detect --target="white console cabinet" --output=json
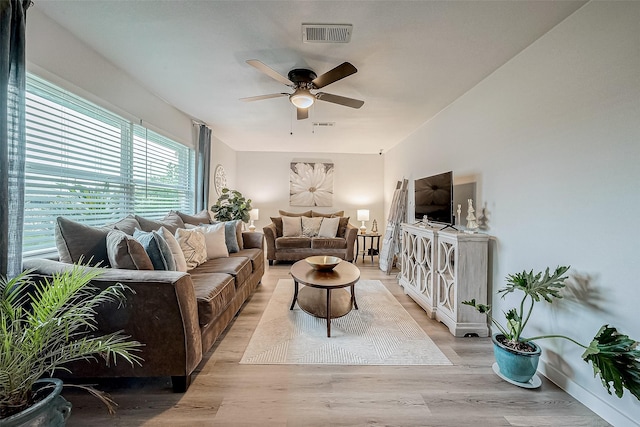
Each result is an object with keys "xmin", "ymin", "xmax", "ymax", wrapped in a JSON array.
[{"xmin": 399, "ymin": 223, "xmax": 489, "ymax": 337}]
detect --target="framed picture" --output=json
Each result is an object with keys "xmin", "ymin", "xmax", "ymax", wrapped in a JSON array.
[{"xmin": 290, "ymin": 161, "xmax": 333, "ymax": 207}]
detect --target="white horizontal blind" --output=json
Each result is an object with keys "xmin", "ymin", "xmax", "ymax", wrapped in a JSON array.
[{"xmin": 23, "ymin": 75, "xmax": 195, "ymax": 258}]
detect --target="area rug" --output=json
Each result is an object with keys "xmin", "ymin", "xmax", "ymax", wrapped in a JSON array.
[{"xmin": 240, "ymin": 279, "xmax": 452, "ymax": 365}]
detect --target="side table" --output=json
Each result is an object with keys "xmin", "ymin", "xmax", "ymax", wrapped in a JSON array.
[{"xmin": 355, "ymin": 233, "xmax": 380, "ymax": 264}]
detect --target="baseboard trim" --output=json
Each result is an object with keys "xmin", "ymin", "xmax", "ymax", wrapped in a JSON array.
[{"xmin": 538, "ymin": 359, "xmax": 639, "ymax": 427}]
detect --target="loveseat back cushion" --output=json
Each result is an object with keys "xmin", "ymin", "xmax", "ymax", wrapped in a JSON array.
[
  {"xmin": 311, "ymin": 237, "xmax": 348, "ymax": 250},
  {"xmin": 311, "ymin": 211, "xmax": 344, "ymax": 218},
  {"xmin": 106, "ymin": 230, "xmax": 154, "ymax": 270},
  {"xmin": 54, "ymin": 216, "xmax": 111, "ymax": 267},
  {"xmin": 275, "ymin": 237, "xmax": 312, "ymax": 249},
  {"xmin": 278, "ymin": 210, "xmax": 312, "ymax": 217},
  {"xmin": 110, "ymin": 215, "xmax": 142, "ymax": 235},
  {"xmin": 135, "ymin": 215, "xmax": 184, "ymax": 234},
  {"xmin": 192, "ymin": 257, "xmax": 252, "ymax": 289},
  {"xmin": 189, "ymin": 272, "xmax": 235, "ymax": 326}
]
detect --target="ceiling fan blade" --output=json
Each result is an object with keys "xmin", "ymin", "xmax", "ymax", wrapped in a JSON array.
[
  {"xmin": 246, "ymin": 59, "xmax": 293, "ymax": 86},
  {"xmin": 316, "ymin": 92, "xmax": 364, "ymax": 109},
  {"xmin": 240, "ymin": 93, "xmax": 288, "ymax": 102},
  {"xmin": 297, "ymin": 108, "xmax": 309, "ymax": 120},
  {"xmin": 311, "ymin": 62, "xmax": 357, "ymax": 89}
]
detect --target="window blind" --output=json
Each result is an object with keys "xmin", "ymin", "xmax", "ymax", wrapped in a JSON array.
[{"xmin": 23, "ymin": 75, "xmax": 195, "ymax": 258}]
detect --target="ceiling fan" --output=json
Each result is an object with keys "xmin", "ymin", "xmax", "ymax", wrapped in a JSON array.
[{"xmin": 240, "ymin": 59, "xmax": 364, "ymax": 120}]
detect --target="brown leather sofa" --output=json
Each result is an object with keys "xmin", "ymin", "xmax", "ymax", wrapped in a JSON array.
[
  {"xmin": 263, "ymin": 210, "xmax": 357, "ymax": 265},
  {"xmin": 23, "ymin": 213, "xmax": 264, "ymax": 392}
]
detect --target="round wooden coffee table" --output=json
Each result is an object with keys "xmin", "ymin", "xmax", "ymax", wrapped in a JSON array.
[{"xmin": 289, "ymin": 259, "xmax": 361, "ymax": 337}]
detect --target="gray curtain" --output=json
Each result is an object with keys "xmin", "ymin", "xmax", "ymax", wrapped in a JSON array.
[
  {"xmin": 195, "ymin": 123, "xmax": 212, "ymax": 213},
  {"xmin": 1, "ymin": 0, "xmax": 30, "ymax": 277}
]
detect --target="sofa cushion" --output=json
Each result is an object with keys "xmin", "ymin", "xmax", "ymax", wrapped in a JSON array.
[
  {"xmin": 54, "ymin": 216, "xmax": 111, "ymax": 267},
  {"xmin": 135, "ymin": 215, "xmax": 184, "ymax": 234},
  {"xmin": 230, "ymin": 248, "xmax": 263, "ymax": 272},
  {"xmin": 279, "ymin": 210, "xmax": 311, "ymax": 217},
  {"xmin": 175, "ymin": 228, "xmax": 207, "ymax": 270},
  {"xmin": 311, "ymin": 210, "xmax": 344, "ymax": 218},
  {"xmin": 311, "ymin": 237, "xmax": 348, "ymax": 250},
  {"xmin": 163, "ymin": 211, "xmax": 188, "ymax": 230},
  {"xmin": 133, "ymin": 229, "xmax": 177, "ymax": 271},
  {"xmin": 282, "ymin": 216, "xmax": 302, "ymax": 237},
  {"xmin": 318, "ymin": 217, "xmax": 340, "ymax": 238},
  {"xmin": 302, "ymin": 216, "xmax": 323, "ymax": 237},
  {"xmin": 106, "ymin": 230, "xmax": 154, "ymax": 270},
  {"xmin": 157, "ymin": 226, "xmax": 188, "ymax": 272},
  {"xmin": 275, "ymin": 237, "xmax": 311, "ymax": 249},
  {"xmin": 189, "ymin": 272, "xmax": 235, "ymax": 326},
  {"xmin": 335, "ymin": 216, "xmax": 350, "ymax": 238},
  {"xmin": 177, "ymin": 209, "xmax": 212, "ymax": 226},
  {"xmin": 193, "ymin": 257, "xmax": 252, "ymax": 289},
  {"xmin": 110, "ymin": 215, "xmax": 142, "ymax": 235}
]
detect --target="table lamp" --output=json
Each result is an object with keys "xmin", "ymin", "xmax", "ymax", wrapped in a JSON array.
[
  {"xmin": 249, "ymin": 208, "xmax": 259, "ymax": 232},
  {"xmin": 357, "ymin": 209, "xmax": 369, "ymax": 234}
]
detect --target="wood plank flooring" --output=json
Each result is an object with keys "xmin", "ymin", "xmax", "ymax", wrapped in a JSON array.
[{"xmin": 64, "ymin": 262, "xmax": 610, "ymax": 426}]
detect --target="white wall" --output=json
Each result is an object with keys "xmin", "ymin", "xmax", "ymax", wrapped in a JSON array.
[
  {"xmin": 208, "ymin": 134, "xmax": 238, "ymax": 208},
  {"xmin": 26, "ymin": 7, "xmax": 193, "ymax": 147},
  {"xmin": 236, "ymin": 152, "xmax": 384, "ymax": 233},
  {"xmin": 384, "ymin": 2, "xmax": 640, "ymax": 425}
]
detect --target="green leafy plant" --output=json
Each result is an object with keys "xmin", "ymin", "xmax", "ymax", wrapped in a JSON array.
[
  {"xmin": 210, "ymin": 188, "xmax": 252, "ymax": 222},
  {"xmin": 463, "ymin": 266, "xmax": 640, "ymax": 400},
  {"xmin": 0, "ymin": 265, "xmax": 143, "ymax": 418}
]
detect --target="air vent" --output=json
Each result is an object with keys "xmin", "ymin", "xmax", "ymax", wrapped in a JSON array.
[{"xmin": 302, "ymin": 24, "xmax": 352, "ymax": 43}]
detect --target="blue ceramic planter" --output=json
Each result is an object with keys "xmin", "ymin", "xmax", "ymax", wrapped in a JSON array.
[
  {"xmin": 492, "ymin": 334, "xmax": 541, "ymax": 384},
  {"xmin": 0, "ymin": 378, "xmax": 71, "ymax": 427}
]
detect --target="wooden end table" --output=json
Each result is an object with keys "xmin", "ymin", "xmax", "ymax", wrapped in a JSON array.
[{"xmin": 289, "ymin": 260, "xmax": 361, "ymax": 337}]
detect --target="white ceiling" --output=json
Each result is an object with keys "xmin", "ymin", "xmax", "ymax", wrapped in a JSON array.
[{"xmin": 35, "ymin": 1, "xmax": 586, "ymax": 154}]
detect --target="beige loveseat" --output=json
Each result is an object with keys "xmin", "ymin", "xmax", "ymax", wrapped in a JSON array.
[
  {"xmin": 263, "ymin": 210, "xmax": 357, "ymax": 265},
  {"xmin": 23, "ymin": 210, "xmax": 264, "ymax": 392}
]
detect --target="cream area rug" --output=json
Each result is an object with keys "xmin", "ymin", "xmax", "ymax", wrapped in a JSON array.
[{"xmin": 240, "ymin": 279, "xmax": 452, "ymax": 365}]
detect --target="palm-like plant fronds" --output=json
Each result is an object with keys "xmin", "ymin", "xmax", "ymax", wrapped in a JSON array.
[{"xmin": 0, "ymin": 265, "xmax": 142, "ymax": 418}]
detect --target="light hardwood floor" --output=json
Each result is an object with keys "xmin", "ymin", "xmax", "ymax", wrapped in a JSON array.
[{"xmin": 65, "ymin": 262, "xmax": 610, "ymax": 426}]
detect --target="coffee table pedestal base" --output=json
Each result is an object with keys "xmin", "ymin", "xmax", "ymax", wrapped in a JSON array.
[{"xmin": 297, "ymin": 287, "xmax": 353, "ymax": 337}]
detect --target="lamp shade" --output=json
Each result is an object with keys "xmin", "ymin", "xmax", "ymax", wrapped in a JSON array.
[
  {"xmin": 249, "ymin": 208, "xmax": 259, "ymax": 221},
  {"xmin": 357, "ymin": 209, "xmax": 370, "ymax": 221},
  {"xmin": 290, "ymin": 89, "xmax": 315, "ymax": 109}
]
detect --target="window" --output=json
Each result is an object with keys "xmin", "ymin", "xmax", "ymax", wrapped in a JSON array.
[{"xmin": 23, "ymin": 75, "xmax": 195, "ymax": 257}]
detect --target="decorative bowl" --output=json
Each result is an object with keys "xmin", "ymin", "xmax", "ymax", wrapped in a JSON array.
[{"xmin": 305, "ymin": 256, "xmax": 342, "ymax": 271}]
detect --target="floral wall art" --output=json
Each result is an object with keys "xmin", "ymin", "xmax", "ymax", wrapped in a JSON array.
[{"xmin": 290, "ymin": 161, "xmax": 333, "ymax": 207}]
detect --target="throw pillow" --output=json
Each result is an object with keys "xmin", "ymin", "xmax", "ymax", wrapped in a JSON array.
[
  {"xmin": 302, "ymin": 216, "xmax": 323, "ymax": 237},
  {"xmin": 235, "ymin": 219, "xmax": 244, "ymax": 250},
  {"xmin": 135, "ymin": 215, "xmax": 183, "ymax": 234},
  {"xmin": 334, "ymin": 216, "xmax": 350, "ymax": 238},
  {"xmin": 282, "ymin": 216, "xmax": 302, "ymax": 237},
  {"xmin": 318, "ymin": 217, "xmax": 340, "ymax": 238},
  {"xmin": 157, "ymin": 226, "xmax": 188, "ymax": 272},
  {"xmin": 133, "ymin": 229, "xmax": 177, "ymax": 271},
  {"xmin": 177, "ymin": 209, "xmax": 212, "ymax": 226},
  {"xmin": 270, "ymin": 216, "xmax": 283, "ymax": 237},
  {"xmin": 106, "ymin": 230, "xmax": 154, "ymax": 270},
  {"xmin": 200, "ymin": 223, "xmax": 229, "ymax": 259},
  {"xmin": 54, "ymin": 216, "xmax": 111, "ymax": 267},
  {"xmin": 162, "ymin": 211, "xmax": 187, "ymax": 230},
  {"xmin": 212, "ymin": 220, "xmax": 241, "ymax": 253},
  {"xmin": 175, "ymin": 228, "xmax": 207, "ymax": 270},
  {"xmin": 279, "ymin": 209, "xmax": 312, "ymax": 217},
  {"xmin": 311, "ymin": 211, "xmax": 344, "ymax": 218},
  {"xmin": 110, "ymin": 215, "xmax": 142, "ymax": 235}
]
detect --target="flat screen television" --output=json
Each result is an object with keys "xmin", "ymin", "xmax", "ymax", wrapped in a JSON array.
[{"xmin": 414, "ymin": 171, "xmax": 453, "ymax": 225}]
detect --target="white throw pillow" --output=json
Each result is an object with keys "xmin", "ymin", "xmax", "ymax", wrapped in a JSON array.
[
  {"xmin": 301, "ymin": 216, "xmax": 323, "ymax": 237},
  {"xmin": 282, "ymin": 216, "xmax": 302, "ymax": 237},
  {"xmin": 175, "ymin": 228, "xmax": 207, "ymax": 270},
  {"xmin": 317, "ymin": 216, "xmax": 340, "ymax": 238},
  {"xmin": 200, "ymin": 223, "xmax": 229, "ymax": 259},
  {"xmin": 157, "ymin": 226, "xmax": 188, "ymax": 272}
]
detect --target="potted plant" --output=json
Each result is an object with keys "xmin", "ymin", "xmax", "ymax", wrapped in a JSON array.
[
  {"xmin": 210, "ymin": 188, "xmax": 252, "ymax": 223},
  {"xmin": 463, "ymin": 265, "xmax": 640, "ymax": 400},
  {"xmin": 0, "ymin": 265, "xmax": 143, "ymax": 425}
]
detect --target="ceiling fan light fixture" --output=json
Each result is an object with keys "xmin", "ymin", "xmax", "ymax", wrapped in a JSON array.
[{"xmin": 290, "ymin": 89, "xmax": 315, "ymax": 109}]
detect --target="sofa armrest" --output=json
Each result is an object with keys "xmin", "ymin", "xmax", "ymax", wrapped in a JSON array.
[
  {"xmin": 242, "ymin": 231, "xmax": 264, "ymax": 250},
  {"xmin": 262, "ymin": 223, "xmax": 277, "ymax": 261},
  {"xmin": 344, "ymin": 223, "xmax": 358, "ymax": 262},
  {"xmin": 22, "ymin": 259, "xmax": 203, "ymax": 380}
]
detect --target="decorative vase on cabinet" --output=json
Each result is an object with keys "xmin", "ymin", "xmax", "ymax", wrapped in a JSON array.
[{"xmin": 399, "ymin": 223, "xmax": 489, "ymax": 337}]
